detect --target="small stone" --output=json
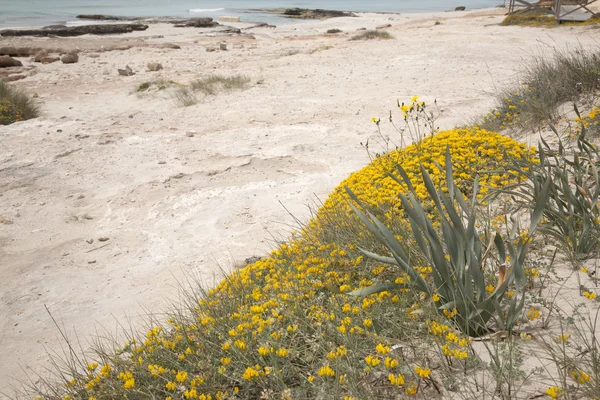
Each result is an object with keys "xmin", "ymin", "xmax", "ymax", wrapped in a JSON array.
[
  {"xmin": 543, "ymin": 245, "xmax": 557, "ymax": 256},
  {"xmin": 147, "ymin": 62, "xmax": 163, "ymax": 71},
  {"xmin": 376, "ymin": 24, "xmax": 392, "ymax": 30},
  {"xmin": 118, "ymin": 65, "xmax": 135, "ymax": 76},
  {"xmin": 88, "ymin": 260, "xmax": 96, "ymax": 264},
  {"xmin": 171, "ymin": 173, "xmax": 185, "ymax": 179},
  {"xmin": 244, "ymin": 256, "xmax": 261, "ymax": 265},
  {"xmin": 0, "ymin": 215, "xmax": 13, "ymax": 225},
  {"xmin": 219, "ymin": 43, "xmax": 228, "ymax": 51},
  {"xmin": 39, "ymin": 56, "xmax": 60, "ymax": 64},
  {"xmin": 86, "ymin": 238, "xmax": 94, "ymax": 244},
  {"xmin": 98, "ymin": 237, "xmax": 110, "ymax": 242},
  {"xmin": 61, "ymin": 51, "xmax": 79, "ymax": 64},
  {"xmin": 158, "ymin": 161, "xmax": 166, "ymax": 164},
  {"xmin": 455, "ymin": 6, "xmax": 466, "ymax": 11},
  {"xmin": 186, "ymin": 131, "xmax": 195, "ymax": 137}
]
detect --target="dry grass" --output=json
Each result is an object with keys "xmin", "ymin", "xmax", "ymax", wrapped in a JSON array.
[
  {"xmin": 502, "ymin": 8, "xmax": 600, "ymax": 27},
  {"xmin": 173, "ymin": 75, "xmax": 251, "ymax": 106},
  {"xmin": 350, "ymin": 30, "xmax": 393, "ymax": 40},
  {"xmin": 480, "ymin": 46, "xmax": 600, "ymax": 131},
  {"xmin": 0, "ymin": 81, "xmax": 39, "ymax": 125}
]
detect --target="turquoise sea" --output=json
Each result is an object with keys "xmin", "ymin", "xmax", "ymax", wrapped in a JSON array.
[{"xmin": 0, "ymin": 0, "xmax": 505, "ymax": 28}]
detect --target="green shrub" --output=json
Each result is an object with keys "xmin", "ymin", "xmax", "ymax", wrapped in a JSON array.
[{"xmin": 0, "ymin": 81, "xmax": 39, "ymax": 125}]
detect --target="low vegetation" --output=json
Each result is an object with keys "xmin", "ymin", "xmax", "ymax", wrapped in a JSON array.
[
  {"xmin": 14, "ymin": 49, "xmax": 600, "ymax": 400},
  {"xmin": 326, "ymin": 28, "xmax": 342, "ymax": 34},
  {"xmin": 502, "ymin": 7, "xmax": 600, "ymax": 27},
  {"xmin": 350, "ymin": 30, "xmax": 393, "ymax": 41},
  {"xmin": 173, "ymin": 75, "xmax": 251, "ymax": 107},
  {"xmin": 479, "ymin": 46, "xmax": 600, "ymax": 131},
  {"xmin": 0, "ymin": 81, "xmax": 39, "ymax": 125}
]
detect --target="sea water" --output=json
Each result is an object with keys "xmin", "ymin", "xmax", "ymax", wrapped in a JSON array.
[{"xmin": 0, "ymin": 0, "xmax": 505, "ymax": 28}]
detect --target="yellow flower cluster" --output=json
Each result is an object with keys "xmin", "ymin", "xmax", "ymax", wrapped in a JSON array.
[
  {"xmin": 0, "ymin": 97, "xmax": 25, "ymax": 125},
  {"xmin": 49, "ymin": 127, "xmax": 533, "ymax": 399}
]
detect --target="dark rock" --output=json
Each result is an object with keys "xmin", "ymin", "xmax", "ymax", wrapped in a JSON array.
[
  {"xmin": 282, "ymin": 8, "xmax": 356, "ymax": 19},
  {"xmin": 376, "ymin": 24, "xmax": 392, "ymax": 29},
  {"xmin": 219, "ymin": 27, "xmax": 241, "ymax": 34},
  {"xmin": 244, "ymin": 256, "xmax": 262, "ymax": 265},
  {"xmin": 245, "ymin": 22, "xmax": 276, "ymax": 29},
  {"xmin": 173, "ymin": 18, "xmax": 219, "ymax": 28},
  {"xmin": 0, "ymin": 56, "xmax": 22, "ymax": 68},
  {"xmin": 118, "ymin": 65, "xmax": 134, "ymax": 76},
  {"xmin": 61, "ymin": 51, "xmax": 79, "ymax": 64},
  {"xmin": 455, "ymin": 6, "xmax": 466, "ymax": 11},
  {"xmin": 0, "ymin": 24, "xmax": 149, "ymax": 37},
  {"xmin": 147, "ymin": 62, "xmax": 163, "ymax": 71},
  {"xmin": 76, "ymin": 14, "xmax": 134, "ymax": 21},
  {"xmin": 40, "ymin": 56, "xmax": 60, "ymax": 64}
]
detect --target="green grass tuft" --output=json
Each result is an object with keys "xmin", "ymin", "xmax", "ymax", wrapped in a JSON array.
[
  {"xmin": 350, "ymin": 30, "xmax": 393, "ymax": 40},
  {"xmin": 0, "ymin": 81, "xmax": 39, "ymax": 125},
  {"xmin": 174, "ymin": 75, "xmax": 251, "ymax": 107}
]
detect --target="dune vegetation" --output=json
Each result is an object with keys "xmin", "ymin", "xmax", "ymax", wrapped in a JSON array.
[
  {"xmin": 17, "ymin": 50, "xmax": 600, "ymax": 400},
  {"xmin": 0, "ymin": 81, "xmax": 38, "ymax": 125}
]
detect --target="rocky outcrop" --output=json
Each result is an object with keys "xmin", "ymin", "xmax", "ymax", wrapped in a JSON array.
[
  {"xmin": 282, "ymin": 8, "xmax": 356, "ymax": 19},
  {"xmin": 76, "ymin": 14, "xmax": 137, "ymax": 21},
  {"xmin": 0, "ymin": 24, "xmax": 149, "ymax": 37},
  {"xmin": 0, "ymin": 47, "xmax": 41, "ymax": 57},
  {"xmin": 173, "ymin": 18, "xmax": 219, "ymax": 28},
  {"xmin": 0, "ymin": 56, "xmax": 23, "ymax": 68}
]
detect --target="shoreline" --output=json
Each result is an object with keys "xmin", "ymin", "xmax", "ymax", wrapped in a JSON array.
[{"xmin": 0, "ymin": 5, "xmax": 503, "ymax": 30}]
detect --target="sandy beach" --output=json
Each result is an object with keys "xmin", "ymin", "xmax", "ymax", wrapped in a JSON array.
[{"xmin": 1, "ymin": 7, "xmax": 599, "ymax": 395}]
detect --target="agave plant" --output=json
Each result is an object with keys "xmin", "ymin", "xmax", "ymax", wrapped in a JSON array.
[
  {"xmin": 496, "ymin": 109, "xmax": 600, "ymax": 265},
  {"xmin": 346, "ymin": 148, "xmax": 548, "ymax": 337}
]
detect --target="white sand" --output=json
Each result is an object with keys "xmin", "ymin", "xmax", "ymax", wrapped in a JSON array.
[{"xmin": 1, "ymin": 7, "xmax": 599, "ymax": 394}]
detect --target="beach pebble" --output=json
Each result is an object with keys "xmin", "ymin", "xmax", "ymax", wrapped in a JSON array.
[
  {"xmin": 40, "ymin": 56, "xmax": 60, "ymax": 64},
  {"xmin": 61, "ymin": 51, "xmax": 79, "ymax": 64},
  {"xmin": 118, "ymin": 65, "xmax": 135, "ymax": 76},
  {"xmin": 220, "ymin": 43, "xmax": 228, "ymax": 51},
  {"xmin": 147, "ymin": 62, "xmax": 163, "ymax": 71}
]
